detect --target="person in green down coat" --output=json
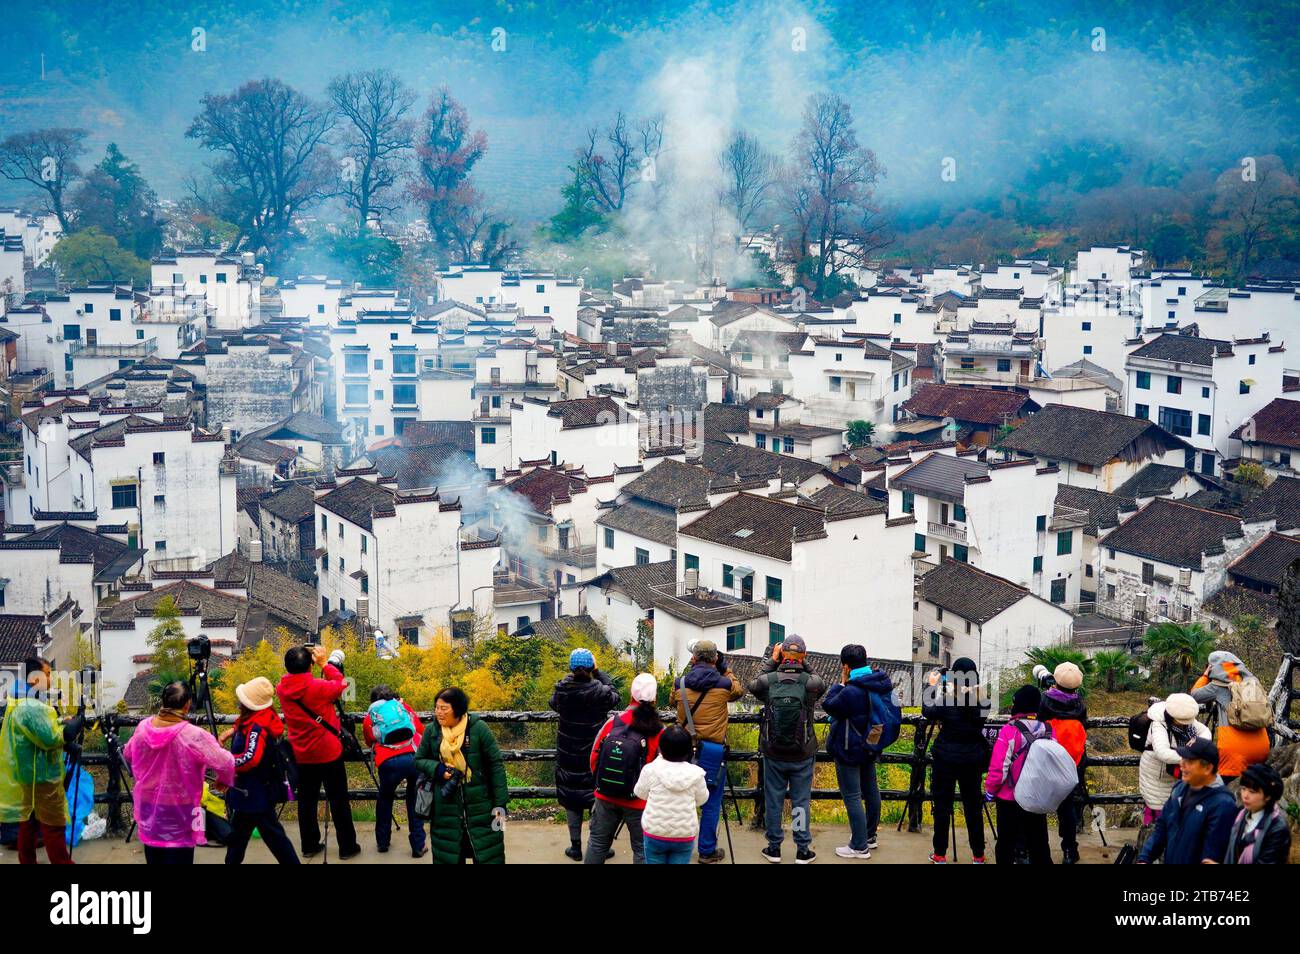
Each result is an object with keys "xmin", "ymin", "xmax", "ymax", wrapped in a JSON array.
[{"xmin": 413, "ymin": 687, "xmax": 509, "ymax": 864}]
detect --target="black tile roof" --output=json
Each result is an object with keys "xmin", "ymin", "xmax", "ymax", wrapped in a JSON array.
[
  {"xmin": 1231, "ymin": 398, "xmax": 1300, "ymax": 450},
  {"xmin": 547, "ymin": 396, "xmax": 626, "ymax": 429},
  {"xmin": 1114, "ymin": 463, "xmax": 1191, "ymax": 499},
  {"xmin": 13, "ymin": 523, "xmax": 132, "ymax": 575},
  {"xmin": 808, "ymin": 484, "xmax": 886, "ymax": 518},
  {"xmin": 1225, "ymin": 532, "xmax": 1300, "ymax": 590},
  {"xmin": 620, "ymin": 458, "xmax": 713, "ymax": 509},
  {"xmin": 400, "ymin": 420, "xmax": 475, "ymax": 453},
  {"xmin": 314, "ymin": 477, "xmax": 396, "ymax": 531},
  {"xmin": 1099, "ymin": 498, "xmax": 1243, "ymax": 569},
  {"xmin": 997, "ymin": 404, "xmax": 1188, "ymax": 467},
  {"xmin": 917, "ymin": 558, "xmax": 1032, "ymax": 624},
  {"xmin": 699, "ymin": 439, "xmax": 827, "ymax": 486},
  {"xmin": 590, "ymin": 560, "xmax": 675, "ymax": 609},
  {"xmin": 1054, "ymin": 484, "xmax": 1133, "ymax": 536},
  {"xmin": 368, "ymin": 444, "xmax": 479, "ymax": 492},
  {"xmin": 1129, "ymin": 333, "xmax": 1225, "ymax": 366},
  {"xmin": 890, "ymin": 452, "xmax": 989, "ymax": 503},
  {"xmin": 678, "ymin": 492, "xmax": 829, "ymax": 561},
  {"xmin": 1242, "ymin": 475, "xmax": 1300, "ymax": 530},
  {"xmin": 0, "ymin": 615, "xmax": 45, "ymax": 665},
  {"xmin": 596, "ymin": 499, "xmax": 678, "ymax": 547},
  {"xmin": 260, "ymin": 484, "xmax": 317, "ymax": 524}
]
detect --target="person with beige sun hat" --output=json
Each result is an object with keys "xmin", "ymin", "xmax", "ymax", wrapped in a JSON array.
[{"xmin": 219, "ymin": 676, "xmax": 300, "ymax": 865}]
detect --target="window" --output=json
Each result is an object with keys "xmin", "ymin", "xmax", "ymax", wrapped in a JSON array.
[
  {"xmin": 722, "ymin": 564, "xmax": 734, "ymax": 588},
  {"xmin": 1202, "ymin": 386, "xmax": 1210, "ymax": 399},
  {"xmin": 1142, "ymin": 562, "xmax": 1155, "ymax": 585},
  {"xmin": 373, "ymin": 389, "xmax": 384, "ymax": 401},
  {"xmin": 1178, "ymin": 286, "xmax": 1187, "ymax": 296},
  {"xmin": 1081, "ymin": 321, "xmax": 1091, "ymax": 331},
  {"xmin": 604, "ymin": 527, "xmax": 615, "ymax": 549},
  {"xmin": 153, "ymin": 452, "xmax": 165, "ymax": 467},
  {"xmin": 321, "ymin": 515, "xmax": 328, "ymax": 533},
  {"xmin": 345, "ymin": 383, "xmax": 368, "ymax": 406},
  {"xmin": 1249, "ymin": 353, "xmax": 1256, "ymax": 365},
  {"xmin": 828, "ymin": 375, "xmax": 841, "ymax": 393},
  {"xmin": 393, "ymin": 353, "xmax": 416, "ymax": 375},
  {"xmin": 893, "ymin": 313, "xmax": 902, "ymax": 325},
  {"xmin": 726, "ymin": 624, "xmax": 746, "ymax": 651},
  {"xmin": 374, "ymin": 359, "xmax": 384, "ymax": 371},
  {"xmin": 997, "ymin": 359, "xmax": 1011, "ymax": 373},
  {"xmin": 361, "ymin": 576, "xmax": 369, "ymax": 594},
  {"xmin": 199, "ymin": 274, "xmax": 207, "ymax": 284},
  {"xmin": 768, "ymin": 623, "xmax": 785, "ymax": 646},
  {"xmin": 634, "ymin": 547, "xmax": 650, "ymax": 565},
  {"xmin": 902, "ymin": 491, "xmax": 914, "ymax": 514},
  {"xmin": 1033, "ymin": 555, "xmax": 1043, "ymax": 574},
  {"xmin": 1167, "ymin": 375, "xmax": 1182, "ymax": 394},
  {"xmin": 536, "ymin": 525, "xmax": 548, "ymax": 543},
  {"xmin": 344, "ymin": 352, "xmax": 368, "ymax": 375},
  {"xmin": 1057, "ymin": 530, "xmax": 1073, "ymax": 555},
  {"xmin": 684, "ymin": 554, "xmax": 699, "ymax": 571},
  {"xmin": 1197, "ymin": 413, "xmax": 1210, "ymax": 436},
  {"xmin": 135, "ymin": 329, "xmax": 144, "ymax": 340},
  {"xmin": 1036, "ymin": 514, "xmax": 1046, "ymax": 532},
  {"xmin": 153, "ymin": 494, "xmax": 165, "ymax": 507},
  {"xmin": 1083, "ymin": 346, "xmax": 1093, "ymax": 355},
  {"xmin": 914, "ymin": 533, "xmax": 926, "ymax": 553},
  {"xmin": 766, "ymin": 576, "xmax": 783, "ymax": 602},
  {"xmin": 516, "ymin": 616, "xmax": 531, "ymax": 631},
  {"xmin": 536, "ymin": 284, "xmax": 545, "ymax": 293},
  {"xmin": 1136, "ymin": 371, "xmax": 1150, "ymax": 390},
  {"xmin": 1281, "ymin": 451, "xmax": 1292, "ymax": 468},
  {"xmin": 1134, "ymin": 403, "xmax": 1149, "ymax": 420},
  {"xmin": 338, "ymin": 523, "xmax": 344, "ymax": 539},
  {"xmin": 360, "ymin": 535, "xmax": 368, "ymax": 554},
  {"xmin": 835, "ymin": 353, "xmax": 843, "ymax": 362},
  {"xmin": 930, "ymin": 631, "xmax": 940, "ymax": 656},
  {"xmin": 393, "ymin": 383, "xmax": 417, "ymax": 406},
  {"xmin": 954, "ymin": 544, "xmax": 969, "ymax": 563},
  {"xmin": 111, "ymin": 484, "xmax": 137, "ymax": 509},
  {"xmin": 1158, "ymin": 406, "xmax": 1192, "ymax": 437},
  {"xmin": 322, "ymin": 597, "xmax": 330, "ymax": 615},
  {"xmin": 110, "ymin": 308, "xmax": 121, "ymax": 321},
  {"xmin": 783, "ymin": 436, "xmax": 794, "ymax": 454},
  {"xmin": 755, "ymin": 434, "xmax": 766, "ymax": 450},
  {"xmin": 322, "ymin": 554, "xmax": 329, "ymax": 572},
  {"xmin": 1050, "ymin": 578, "xmax": 1067, "ymax": 604},
  {"xmin": 63, "ymin": 324, "xmax": 81, "ymax": 341},
  {"xmin": 481, "ymin": 427, "xmax": 496, "ymax": 445},
  {"xmin": 1240, "ymin": 381, "xmax": 1251, "ymax": 395}
]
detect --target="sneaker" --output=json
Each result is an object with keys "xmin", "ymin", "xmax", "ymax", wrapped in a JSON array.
[
  {"xmin": 338, "ymin": 845, "xmax": 362, "ymax": 860},
  {"xmin": 866, "ymin": 835, "xmax": 879, "ymax": 850},
  {"xmin": 697, "ymin": 848, "xmax": 726, "ymax": 864},
  {"xmin": 795, "ymin": 847, "xmax": 817, "ymax": 865},
  {"xmin": 928, "ymin": 853, "xmax": 947, "ymax": 864},
  {"xmin": 834, "ymin": 845, "xmax": 871, "ymax": 859},
  {"xmin": 971, "ymin": 855, "xmax": 986, "ymax": 864},
  {"xmin": 761, "ymin": 845, "xmax": 782, "ymax": 863},
  {"xmin": 564, "ymin": 845, "xmax": 582, "ymax": 862},
  {"xmin": 301, "ymin": 844, "xmax": 323, "ymax": 858},
  {"xmin": 412, "ymin": 845, "xmax": 428, "ymax": 859},
  {"xmin": 1062, "ymin": 848, "xmax": 1080, "ymax": 865}
]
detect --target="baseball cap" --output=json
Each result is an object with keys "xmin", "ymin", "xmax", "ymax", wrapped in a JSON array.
[
  {"xmin": 1175, "ymin": 737, "xmax": 1219, "ymax": 768},
  {"xmin": 630, "ymin": 672, "xmax": 658, "ymax": 704},
  {"xmin": 781, "ymin": 634, "xmax": 807, "ymax": 654}
]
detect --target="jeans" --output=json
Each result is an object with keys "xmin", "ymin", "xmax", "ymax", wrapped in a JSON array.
[
  {"xmin": 697, "ymin": 760, "xmax": 725, "ymax": 855},
  {"xmin": 296, "ymin": 757, "xmax": 359, "ymax": 854},
  {"xmin": 1056, "ymin": 785, "xmax": 1079, "ymax": 853},
  {"xmin": 835, "ymin": 758, "xmax": 880, "ymax": 851},
  {"xmin": 225, "ymin": 810, "xmax": 301, "ymax": 864},
  {"xmin": 995, "ymin": 798, "xmax": 1052, "ymax": 865},
  {"xmin": 584, "ymin": 799, "xmax": 644, "ymax": 864},
  {"xmin": 644, "ymin": 836, "xmax": 695, "ymax": 864},
  {"xmin": 762, "ymin": 757, "xmax": 815, "ymax": 850},
  {"xmin": 376, "ymin": 753, "xmax": 426, "ymax": 852},
  {"xmin": 144, "ymin": 845, "xmax": 195, "ymax": 865},
  {"xmin": 931, "ymin": 763, "xmax": 986, "ymax": 858},
  {"xmin": 17, "ymin": 815, "xmax": 72, "ymax": 865}
]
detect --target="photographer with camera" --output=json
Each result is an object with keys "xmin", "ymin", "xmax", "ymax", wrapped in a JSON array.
[
  {"xmin": 920, "ymin": 657, "xmax": 989, "ymax": 864},
  {"xmin": 276, "ymin": 645, "xmax": 360, "ymax": 859},
  {"xmin": 413, "ymin": 686, "xmax": 508, "ymax": 864},
  {"xmin": 0, "ymin": 657, "xmax": 80, "ymax": 864},
  {"xmin": 671, "ymin": 638, "xmax": 743, "ymax": 863},
  {"xmin": 122, "ymin": 681, "xmax": 236, "ymax": 864},
  {"xmin": 749, "ymin": 635, "xmax": 825, "ymax": 864},
  {"xmin": 1035, "ymin": 662, "xmax": 1088, "ymax": 864},
  {"xmin": 550, "ymin": 648, "xmax": 620, "ymax": 861}
]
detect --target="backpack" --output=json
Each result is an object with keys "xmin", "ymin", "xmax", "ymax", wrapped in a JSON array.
[
  {"xmin": 368, "ymin": 698, "xmax": 416, "ymax": 746},
  {"xmin": 1226, "ymin": 677, "xmax": 1271, "ymax": 730},
  {"xmin": 1049, "ymin": 718, "xmax": 1087, "ymax": 765},
  {"xmin": 865, "ymin": 686, "xmax": 902, "ymax": 757},
  {"xmin": 1011, "ymin": 721, "xmax": 1079, "ymax": 815},
  {"xmin": 266, "ymin": 734, "xmax": 300, "ymax": 804},
  {"xmin": 763, "ymin": 671, "xmax": 812, "ymax": 760},
  {"xmin": 1127, "ymin": 710, "xmax": 1153, "ymax": 752},
  {"xmin": 594, "ymin": 720, "xmax": 648, "ymax": 800}
]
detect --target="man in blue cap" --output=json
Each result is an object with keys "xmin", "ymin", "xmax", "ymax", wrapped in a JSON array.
[
  {"xmin": 549, "ymin": 647, "xmax": 619, "ymax": 860},
  {"xmin": 1137, "ymin": 738, "xmax": 1237, "ymax": 864}
]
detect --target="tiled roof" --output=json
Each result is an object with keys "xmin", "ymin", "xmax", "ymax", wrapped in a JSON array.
[
  {"xmin": 678, "ymin": 493, "xmax": 829, "ymax": 561},
  {"xmin": 746, "ymin": 392, "xmax": 797, "ymax": 410},
  {"xmin": 547, "ymin": 396, "xmax": 625, "ymax": 429},
  {"xmin": 700, "ymin": 403, "xmax": 749, "ymax": 440},
  {"xmin": 1225, "ymin": 532, "xmax": 1300, "ymax": 590},
  {"xmin": 890, "ymin": 452, "xmax": 988, "ymax": 503},
  {"xmin": 11, "ymin": 523, "xmax": 134, "ymax": 576},
  {"xmin": 399, "ymin": 420, "xmax": 475, "ymax": 453},
  {"xmin": 206, "ymin": 550, "xmax": 318, "ymax": 638},
  {"xmin": 808, "ymin": 484, "xmax": 886, "ymax": 518},
  {"xmin": 699, "ymin": 440, "xmax": 826, "ymax": 486},
  {"xmin": 998, "ymin": 404, "xmax": 1188, "ymax": 467},
  {"xmin": 620, "ymin": 458, "xmax": 713, "ymax": 509},
  {"xmin": 68, "ymin": 415, "xmax": 157, "ymax": 458},
  {"xmin": 596, "ymin": 499, "xmax": 678, "ymax": 547},
  {"xmin": 260, "ymin": 484, "xmax": 316, "ymax": 523},
  {"xmin": 237, "ymin": 436, "xmax": 298, "ymax": 466},
  {"xmin": 918, "ymin": 558, "xmax": 1032, "ymax": 624},
  {"xmin": 1129, "ymin": 333, "xmax": 1225, "ymax": 366},
  {"xmin": 1114, "ymin": 463, "xmax": 1191, "ymax": 499},
  {"xmin": 243, "ymin": 411, "xmax": 346, "ymax": 446},
  {"xmin": 1099, "ymin": 498, "xmax": 1243, "ymax": 570},
  {"xmin": 1202, "ymin": 586, "xmax": 1279, "ymax": 623},
  {"xmin": 99, "ymin": 580, "xmax": 247, "ymax": 629},
  {"xmin": 590, "ymin": 560, "xmax": 675, "ymax": 609},
  {"xmin": 517, "ymin": 614, "xmax": 609, "ymax": 646},
  {"xmin": 314, "ymin": 477, "xmax": 397, "ymax": 531},
  {"xmin": 0, "ymin": 615, "xmax": 45, "ymax": 665},
  {"xmin": 1242, "ymin": 475, "xmax": 1300, "ymax": 530},
  {"xmin": 901, "ymin": 383, "xmax": 1038, "ymax": 426},
  {"xmin": 504, "ymin": 466, "xmax": 587, "ymax": 514},
  {"xmin": 1231, "ymin": 398, "xmax": 1300, "ymax": 450},
  {"xmin": 1054, "ymin": 484, "xmax": 1132, "ymax": 536},
  {"xmin": 368, "ymin": 444, "xmax": 478, "ymax": 491}
]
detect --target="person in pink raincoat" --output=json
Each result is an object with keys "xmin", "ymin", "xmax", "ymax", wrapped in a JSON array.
[{"xmin": 123, "ymin": 681, "xmax": 235, "ymax": 864}]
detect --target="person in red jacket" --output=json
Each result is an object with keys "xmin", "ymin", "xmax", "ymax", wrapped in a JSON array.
[
  {"xmin": 276, "ymin": 645, "xmax": 360, "ymax": 859},
  {"xmin": 585, "ymin": 672, "xmax": 663, "ymax": 865},
  {"xmin": 362, "ymin": 685, "xmax": 428, "ymax": 857},
  {"xmin": 219, "ymin": 677, "xmax": 299, "ymax": 864}
]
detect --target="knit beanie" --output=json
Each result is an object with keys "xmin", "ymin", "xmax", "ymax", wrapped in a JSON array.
[{"xmin": 1012, "ymin": 684, "xmax": 1041, "ymax": 715}]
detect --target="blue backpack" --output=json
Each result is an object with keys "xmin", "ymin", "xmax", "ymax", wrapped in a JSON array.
[
  {"xmin": 368, "ymin": 698, "xmax": 415, "ymax": 746},
  {"xmin": 867, "ymin": 687, "xmax": 902, "ymax": 756}
]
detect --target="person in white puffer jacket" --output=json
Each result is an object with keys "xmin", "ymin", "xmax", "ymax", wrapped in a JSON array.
[
  {"xmin": 634, "ymin": 726, "xmax": 710, "ymax": 864},
  {"xmin": 1138, "ymin": 693, "xmax": 1211, "ymax": 823}
]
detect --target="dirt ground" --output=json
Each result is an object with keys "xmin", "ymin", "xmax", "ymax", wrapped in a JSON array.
[{"xmin": 1, "ymin": 817, "xmax": 1136, "ymax": 865}]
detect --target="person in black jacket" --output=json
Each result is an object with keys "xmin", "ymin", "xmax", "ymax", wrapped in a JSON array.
[
  {"xmin": 549, "ymin": 648, "xmax": 620, "ymax": 861},
  {"xmin": 920, "ymin": 657, "xmax": 990, "ymax": 863},
  {"xmin": 1224, "ymin": 763, "xmax": 1292, "ymax": 864},
  {"xmin": 1138, "ymin": 738, "xmax": 1236, "ymax": 864},
  {"xmin": 823, "ymin": 644, "xmax": 892, "ymax": 859}
]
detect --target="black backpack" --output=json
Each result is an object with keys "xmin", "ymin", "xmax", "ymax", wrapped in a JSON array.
[
  {"xmin": 266, "ymin": 734, "xmax": 300, "ymax": 803},
  {"xmin": 1127, "ymin": 710, "xmax": 1153, "ymax": 752},
  {"xmin": 594, "ymin": 720, "xmax": 648, "ymax": 800},
  {"xmin": 764, "ymin": 671, "xmax": 812, "ymax": 759}
]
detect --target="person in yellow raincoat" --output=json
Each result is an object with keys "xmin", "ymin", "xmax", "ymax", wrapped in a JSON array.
[{"xmin": 0, "ymin": 657, "xmax": 76, "ymax": 864}]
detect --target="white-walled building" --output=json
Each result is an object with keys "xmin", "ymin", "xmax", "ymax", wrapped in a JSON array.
[
  {"xmin": 788, "ymin": 335, "xmax": 914, "ymax": 428},
  {"xmin": 151, "ymin": 250, "xmax": 262, "ymax": 330}
]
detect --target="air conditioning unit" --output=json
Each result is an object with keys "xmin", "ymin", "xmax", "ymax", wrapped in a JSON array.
[
  {"xmin": 356, "ymin": 597, "xmax": 370, "ymax": 621},
  {"xmin": 248, "ymin": 539, "xmax": 263, "ymax": 563}
]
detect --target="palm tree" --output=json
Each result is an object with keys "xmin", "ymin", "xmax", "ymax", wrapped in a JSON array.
[
  {"xmin": 1091, "ymin": 649, "xmax": 1138, "ymax": 693},
  {"xmin": 1141, "ymin": 622, "xmax": 1215, "ymax": 691},
  {"xmin": 1026, "ymin": 645, "xmax": 1093, "ymax": 675}
]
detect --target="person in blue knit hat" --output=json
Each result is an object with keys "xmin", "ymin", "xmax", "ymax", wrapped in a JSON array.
[{"xmin": 549, "ymin": 647, "xmax": 619, "ymax": 860}]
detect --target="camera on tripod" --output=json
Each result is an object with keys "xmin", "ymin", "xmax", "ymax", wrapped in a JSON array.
[{"xmin": 188, "ymin": 634, "xmax": 211, "ymax": 662}]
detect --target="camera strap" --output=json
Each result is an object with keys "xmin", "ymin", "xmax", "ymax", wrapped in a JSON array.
[{"xmin": 291, "ymin": 699, "xmax": 348, "ymax": 744}]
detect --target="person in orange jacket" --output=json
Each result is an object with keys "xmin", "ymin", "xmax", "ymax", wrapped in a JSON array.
[{"xmin": 1191, "ymin": 651, "xmax": 1269, "ymax": 782}]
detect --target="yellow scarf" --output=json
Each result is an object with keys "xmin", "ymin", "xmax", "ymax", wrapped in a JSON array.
[{"xmin": 439, "ymin": 715, "xmax": 472, "ymax": 782}]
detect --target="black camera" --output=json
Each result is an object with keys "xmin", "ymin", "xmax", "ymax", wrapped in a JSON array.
[
  {"xmin": 187, "ymin": 634, "xmax": 211, "ymax": 662},
  {"xmin": 440, "ymin": 768, "xmax": 464, "ymax": 800},
  {"xmin": 1032, "ymin": 664, "xmax": 1055, "ymax": 690}
]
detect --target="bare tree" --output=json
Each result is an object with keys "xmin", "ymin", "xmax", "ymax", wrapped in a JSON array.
[
  {"xmin": 186, "ymin": 78, "xmax": 336, "ymax": 257},
  {"xmin": 0, "ymin": 127, "xmax": 86, "ymax": 229},
  {"xmin": 409, "ymin": 87, "xmax": 509, "ymax": 265},
  {"xmin": 786, "ymin": 93, "xmax": 890, "ymax": 298},
  {"xmin": 328, "ymin": 69, "xmax": 415, "ymax": 236},
  {"xmin": 1211, "ymin": 155, "xmax": 1300, "ymax": 279},
  {"xmin": 576, "ymin": 111, "xmax": 663, "ymax": 213},
  {"xmin": 718, "ymin": 129, "xmax": 775, "ymax": 237}
]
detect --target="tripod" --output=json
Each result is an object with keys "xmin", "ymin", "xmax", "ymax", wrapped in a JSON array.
[
  {"xmin": 897, "ymin": 721, "xmax": 935, "ymax": 833},
  {"xmin": 189, "ymin": 658, "xmax": 219, "ymax": 737},
  {"xmin": 98, "ymin": 713, "xmax": 137, "ymax": 842}
]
